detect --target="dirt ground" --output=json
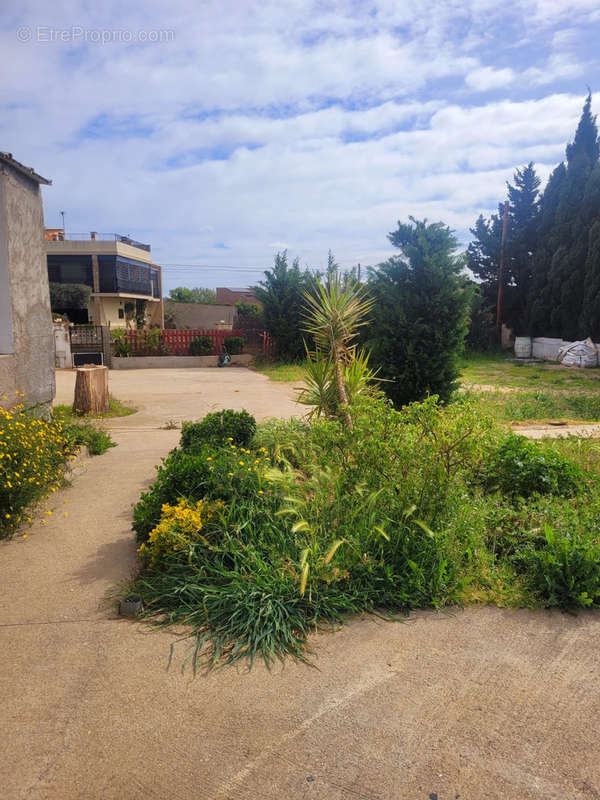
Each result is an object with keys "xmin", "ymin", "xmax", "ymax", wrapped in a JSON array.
[{"xmin": 2, "ymin": 367, "xmax": 600, "ymax": 799}]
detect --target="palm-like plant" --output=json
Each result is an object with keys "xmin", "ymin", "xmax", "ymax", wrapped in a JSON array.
[{"xmin": 302, "ymin": 276, "xmax": 374, "ymax": 428}]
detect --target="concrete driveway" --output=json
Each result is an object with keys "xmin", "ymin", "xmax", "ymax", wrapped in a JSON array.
[{"xmin": 1, "ymin": 367, "xmax": 600, "ymax": 799}]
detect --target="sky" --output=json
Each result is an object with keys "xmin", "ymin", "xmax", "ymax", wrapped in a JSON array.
[{"xmin": 1, "ymin": 0, "xmax": 599, "ymax": 293}]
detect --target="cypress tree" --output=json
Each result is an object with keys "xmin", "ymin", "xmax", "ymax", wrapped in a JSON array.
[
  {"xmin": 467, "ymin": 163, "xmax": 540, "ymax": 335},
  {"xmin": 579, "ymin": 163, "xmax": 600, "ymax": 337},
  {"xmin": 366, "ymin": 218, "xmax": 471, "ymax": 407},
  {"xmin": 505, "ymin": 163, "xmax": 540, "ymax": 333},
  {"xmin": 533, "ymin": 93, "xmax": 599, "ymax": 339},
  {"xmin": 528, "ymin": 163, "xmax": 567, "ymax": 334}
]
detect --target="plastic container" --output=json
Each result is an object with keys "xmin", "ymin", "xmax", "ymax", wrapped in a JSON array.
[{"xmin": 514, "ymin": 336, "xmax": 532, "ymax": 359}]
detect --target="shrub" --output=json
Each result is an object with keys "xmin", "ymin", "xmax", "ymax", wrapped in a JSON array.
[
  {"xmin": 483, "ymin": 433, "xmax": 582, "ymax": 498},
  {"xmin": 128, "ymin": 392, "xmax": 600, "ymax": 667},
  {"xmin": 223, "ymin": 336, "xmax": 244, "ymax": 354},
  {"xmin": 366, "ymin": 218, "xmax": 471, "ymax": 407},
  {"xmin": 111, "ymin": 329, "xmax": 132, "ymax": 357},
  {"xmin": 138, "ymin": 498, "xmax": 223, "ymax": 568},
  {"xmin": 516, "ymin": 525, "xmax": 600, "ymax": 609},
  {"xmin": 0, "ymin": 402, "xmax": 71, "ymax": 536},
  {"xmin": 133, "ymin": 440, "xmax": 269, "ymax": 541},
  {"xmin": 62, "ymin": 420, "xmax": 115, "ymax": 455},
  {"xmin": 189, "ymin": 335, "xmax": 213, "ymax": 356},
  {"xmin": 181, "ymin": 409, "xmax": 256, "ymax": 451}
]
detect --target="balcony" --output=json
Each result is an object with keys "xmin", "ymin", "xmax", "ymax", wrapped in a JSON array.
[
  {"xmin": 45, "ymin": 230, "xmax": 151, "ymax": 252},
  {"xmin": 96, "ymin": 256, "xmax": 160, "ymax": 298}
]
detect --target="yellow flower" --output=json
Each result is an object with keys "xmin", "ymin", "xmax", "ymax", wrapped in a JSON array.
[
  {"xmin": 23, "ymin": 534, "xmax": 27, "ymax": 539},
  {"xmin": 228, "ymin": 472, "xmax": 234, "ymax": 476},
  {"xmin": 258, "ymin": 490, "xmax": 264, "ymax": 495},
  {"xmin": 239, "ymin": 461, "xmax": 244, "ymax": 466}
]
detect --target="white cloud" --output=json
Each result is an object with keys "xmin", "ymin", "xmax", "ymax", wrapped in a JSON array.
[
  {"xmin": 1, "ymin": 0, "xmax": 597, "ymax": 289},
  {"xmin": 465, "ymin": 67, "xmax": 515, "ymax": 92}
]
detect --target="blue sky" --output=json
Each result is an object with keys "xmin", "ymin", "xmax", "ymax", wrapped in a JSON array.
[{"xmin": 1, "ymin": 0, "xmax": 599, "ymax": 292}]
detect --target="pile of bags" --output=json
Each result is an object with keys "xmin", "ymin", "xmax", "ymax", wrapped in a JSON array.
[{"xmin": 557, "ymin": 337, "xmax": 599, "ymax": 368}]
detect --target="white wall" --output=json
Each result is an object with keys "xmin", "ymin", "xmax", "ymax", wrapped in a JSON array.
[{"xmin": 530, "ymin": 337, "xmax": 600, "ymax": 361}]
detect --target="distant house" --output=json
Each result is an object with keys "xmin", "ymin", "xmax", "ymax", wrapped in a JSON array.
[
  {"xmin": 46, "ymin": 231, "xmax": 164, "ymax": 328},
  {"xmin": 215, "ymin": 287, "xmax": 262, "ymax": 309},
  {"xmin": 163, "ymin": 301, "xmax": 235, "ymax": 330},
  {"xmin": 0, "ymin": 153, "xmax": 55, "ymax": 414}
]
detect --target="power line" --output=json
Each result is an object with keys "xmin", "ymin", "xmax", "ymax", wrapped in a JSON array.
[{"xmin": 161, "ymin": 263, "xmax": 265, "ymax": 271}]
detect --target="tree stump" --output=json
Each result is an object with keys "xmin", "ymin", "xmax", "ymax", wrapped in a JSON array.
[{"xmin": 73, "ymin": 365, "xmax": 109, "ymax": 415}]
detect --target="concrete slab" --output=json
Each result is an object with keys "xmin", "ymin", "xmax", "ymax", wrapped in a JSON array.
[{"xmin": 1, "ymin": 367, "xmax": 599, "ymax": 799}]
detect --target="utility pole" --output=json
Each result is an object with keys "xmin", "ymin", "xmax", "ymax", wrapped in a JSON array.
[
  {"xmin": 496, "ymin": 200, "xmax": 510, "ymax": 335},
  {"xmin": 357, "ymin": 262, "xmax": 361, "ymax": 282}
]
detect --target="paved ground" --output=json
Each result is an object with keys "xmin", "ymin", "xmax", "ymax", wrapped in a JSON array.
[{"xmin": 2, "ymin": 367, "xmax": 600, "ymax": 799}]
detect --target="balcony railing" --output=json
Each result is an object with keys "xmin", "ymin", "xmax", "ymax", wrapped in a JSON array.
[{"xmin": 46, "ymin": 232, "xmax": 151, "ymax": 252}]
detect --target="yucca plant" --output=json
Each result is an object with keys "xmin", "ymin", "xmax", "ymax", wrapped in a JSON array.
[
  {"xmin": 302, "ymin": 275, "xmax": 374, "ymax": 428},
  {"xmin": 298, "ymin": 347, "xmax": 381, "ymax": 420}
]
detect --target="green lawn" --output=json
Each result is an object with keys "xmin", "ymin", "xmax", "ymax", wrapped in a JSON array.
[
  {"xmin": 258, "ymin": 353, "xmax": 600, "ymax": 424},
  {"xmin": 254, "ymin": 362, "xmax": 306, "ymax": 383},
  {"xmin": 460, "ymin": 351, "xmax": 600, "ymax": 391}
]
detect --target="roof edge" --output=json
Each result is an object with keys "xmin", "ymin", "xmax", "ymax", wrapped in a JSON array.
[{"xmin": 0, "ymin": 152, "xmax": 52, "ymax": 185}]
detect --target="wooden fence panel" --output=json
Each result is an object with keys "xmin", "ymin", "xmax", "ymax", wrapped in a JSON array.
[{"xmin": 122, "ymin": 328, "xmax": 246, "ymax": 355}]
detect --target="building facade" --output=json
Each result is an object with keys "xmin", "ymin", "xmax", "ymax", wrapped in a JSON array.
[
  {"xmin": 0, "ymin": 153, "xmax": 55, "ymax": 414},
  {"xmin": 46, "ymin": 232, "xmax": 164, "ymax": 328},
  {"xmin": 163, "ymin": 301, "xmax": 235, "ymax": 330},
  {"xmin": 215, "ymin": 287, "xmax": 262, "ymax": 308}
]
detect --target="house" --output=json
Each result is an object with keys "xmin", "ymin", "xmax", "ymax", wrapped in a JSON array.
[
  {"xmin": 215, "ymin": 287, "xmax": 262, "ymax": 308},
  {"xmin": 46, "ymin": 231, "xmax": 164, "ymax": 328},
  {"xmin": 0, "ymin": 153, "xmax": 55, "ymax": 414},
  {"xmin": 163, "ymin": 301, "xmax": 234, "ymax": 330}
]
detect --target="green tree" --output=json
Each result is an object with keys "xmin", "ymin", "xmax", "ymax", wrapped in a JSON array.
[
  {"xmin": 528, "ymin": 162, "xmax": 567, "ymax": 334},
  {"xmin": 529, "ymin": 93, "xmax": 599, "ymax": 338},
  {"xmin": 467, "ymin": 162, "xmax": 540, "ymax": 334},
  {"xmin": 167, "ymin": 287, "xmax": 217, "ymax": 303},
  {"xmin": 579, "ymin": 164, "xmax": 600, "ymax": 337},
  {"xmin": 49, "ymin": 283, "xmax": 91, "ymax": 311},
  {"xmin": 254, "ymin": 251, "xmax": 313, "ymax": 361},
  {"xmin": 366, "ymin": 218, "xmax": 471, "ymax": 407}
]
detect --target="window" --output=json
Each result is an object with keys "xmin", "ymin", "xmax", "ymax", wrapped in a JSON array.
[{"xmin": 118, "ymin": 308, "xmax": 124, "ymax": 319}]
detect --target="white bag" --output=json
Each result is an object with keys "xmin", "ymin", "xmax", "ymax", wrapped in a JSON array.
[{"xmin": 557, "ymin": 337, "xmax": 598, "ymax": 368}]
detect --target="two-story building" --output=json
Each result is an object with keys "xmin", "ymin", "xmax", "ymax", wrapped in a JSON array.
[{"xmin": 46, "ymin": 230, "xmax": 164, "ymax": 328}]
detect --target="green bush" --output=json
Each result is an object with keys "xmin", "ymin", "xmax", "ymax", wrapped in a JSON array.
[
  {"xmin": 128, "ymin": 393, "xmax": 600, "ymax": 667},
  {"xmin": 181, "ymin": 409, "xmax": 256, "ymax": 451},
  {"xmin": 0, "ymin": 402, "xmax": 72, "ymax": 536},
  {"xmin": 483, "ymin": 433, "xmax": 582, "ymax": 498},
  {"xmin": 111, "ymin": 329, "xmax": 132, "ymax": 357},
  {"xmin": 189, "ymin": 335, "xmax": 213, "ymax": 356},
  {"xmin": 516, "ymin": 525, "xmax": 600, "ymax": 609},
  {"xmin": 62, "ymin": 420, "xmax": 115, "ymax": 455},
  {"xmin": 133, "ymin": 440, "xmax": 268, "ymax": 541},
  {"xmin": 223, "ymin": 336, "xmax": 244, "ymax": 354}
]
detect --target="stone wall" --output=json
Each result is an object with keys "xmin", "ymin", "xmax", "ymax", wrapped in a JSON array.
[{"xmin": 0, "ymin": 163, "xmax": 55, "ymax": 413}]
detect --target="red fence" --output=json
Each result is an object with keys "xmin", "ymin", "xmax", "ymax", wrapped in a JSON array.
[
  {"xmin": 121, "ymin": 328, "xmax": 274, "ymax": 357},
  {"xmin": 122, "ymin": 328, "xmax": 242, "ymax": 355}
]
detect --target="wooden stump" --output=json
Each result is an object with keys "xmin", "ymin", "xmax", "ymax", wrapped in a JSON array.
[{"xmin": 73, "ymin": 365, "xmax": 109, "ymax": 415}]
